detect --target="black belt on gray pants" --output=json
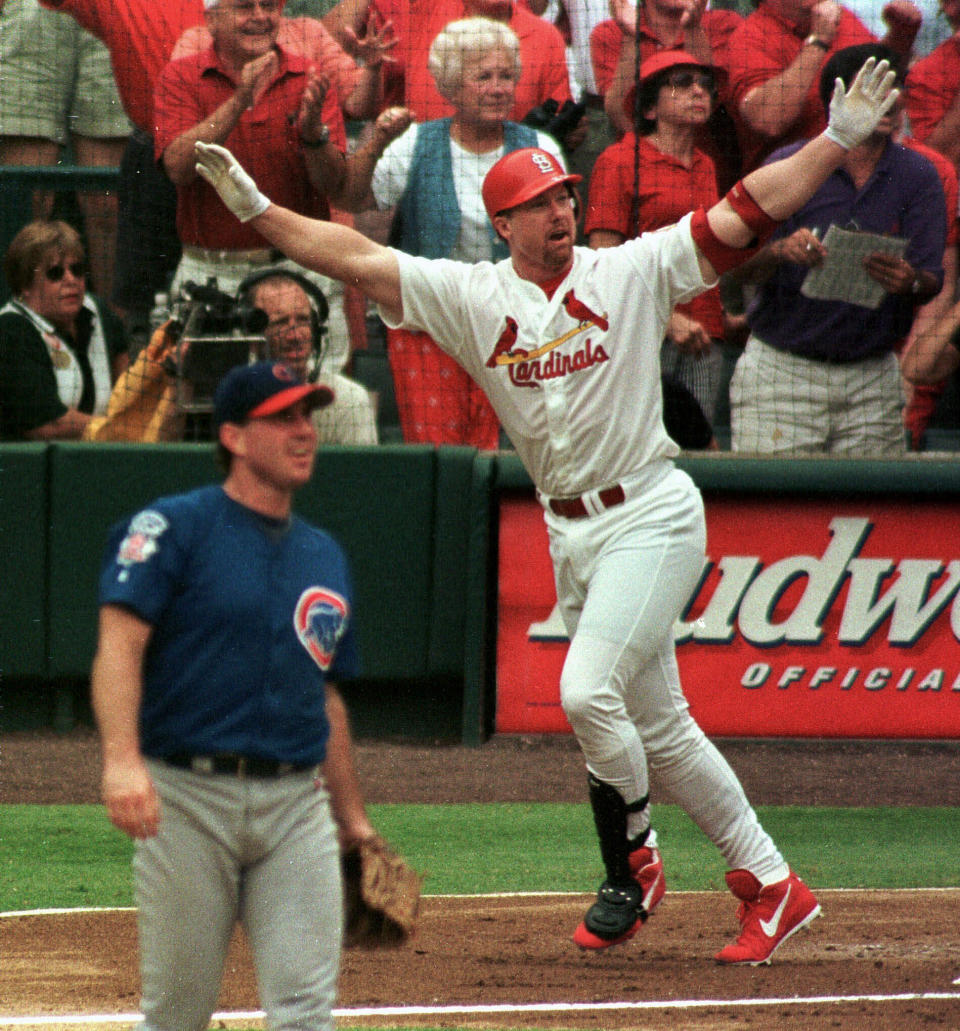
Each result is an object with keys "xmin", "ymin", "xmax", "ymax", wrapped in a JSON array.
[{"xmin": 162, "ymin": 753, "xmax": 314, "ymax": 778}]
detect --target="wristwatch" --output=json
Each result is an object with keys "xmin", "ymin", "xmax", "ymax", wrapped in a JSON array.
[
  {"xmin": 804, "ymin": 34, "xmax": 830, "ymax": 52},
  {"xmin": 301, "ymin": 123, "xmax": 330, "ymax": 148}
]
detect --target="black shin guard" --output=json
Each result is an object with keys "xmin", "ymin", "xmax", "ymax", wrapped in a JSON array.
[{"xmin": 586, "ymin": 773, "xmax": 650, "ymax": 885}]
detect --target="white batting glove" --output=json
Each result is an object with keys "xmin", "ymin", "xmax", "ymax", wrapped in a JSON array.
[
  {"xmin": 194, "ymin": 141, "xmax": 270, "ymax": 222},
  {"xmin": 824, "ymin": 57, "xmax": 900, "ymax": 151}
]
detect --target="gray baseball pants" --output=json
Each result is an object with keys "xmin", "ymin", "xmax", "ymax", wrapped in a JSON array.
[{"xmin": 135, "ymin": 760, "xmax": 341, "ymax": 1031}]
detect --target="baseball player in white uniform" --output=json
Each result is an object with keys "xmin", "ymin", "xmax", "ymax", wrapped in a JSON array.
[{"xmin": 195, "ymin": 56, "xmax": 898, "ymax": 965}]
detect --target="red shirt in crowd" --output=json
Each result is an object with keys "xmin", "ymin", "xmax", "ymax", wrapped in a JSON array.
[
  {"xmin": 905, "ymin": 36, "xmax": 960, "ymax": 162},
  {"xmin": 584, "ymin": 134, "xmax": 724, "ymax": 339},
  {"xmin": 154, "ymin": 46, "xmax": 345, "ymax": 250},
  {"xmin": 725, "ymin": 2, "xmax": 874, "ymax": 171},
  {"xmin": 904, "ymin": 136, "xmax": 959, "ymax": 247}
]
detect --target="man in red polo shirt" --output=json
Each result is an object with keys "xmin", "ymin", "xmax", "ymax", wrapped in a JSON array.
[
  {"xmin": 905, "ymin": 0, "xmax": 960, "ymax": 172},
  {"xmin": 155, "ymin": 0, "xmax": 408, "ymax": 305},
  {"xmin": 39, "ymin": 0, "xmax": 393, "ymax": 356},
  {"xmin": 726, "ymin": 0, "xmax": 920, "ymax": 172}
]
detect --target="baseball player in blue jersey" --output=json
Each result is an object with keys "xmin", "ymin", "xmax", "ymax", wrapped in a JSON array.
[
  {"xmin": 195, "ymin": 57, "xmax": 898, "ymax": 965},
  {"xmin": 91, "ymin": 361, "xmax": 373, "ymax": 1030}
]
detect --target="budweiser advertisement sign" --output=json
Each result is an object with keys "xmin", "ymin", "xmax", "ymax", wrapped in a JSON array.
[{"xmin": 496, "ymin": 495, "xmax": 960, "ymax": 738}]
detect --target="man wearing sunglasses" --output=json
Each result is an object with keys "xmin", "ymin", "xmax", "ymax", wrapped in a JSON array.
[{"xmin": 0, "ymin": 219, "xmax": 127, "ymax": 440}]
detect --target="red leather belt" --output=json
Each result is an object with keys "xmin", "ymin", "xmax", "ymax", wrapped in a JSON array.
[{"xmin": 548, "ymin": 483, "xmax": 626, "ymax": 519}]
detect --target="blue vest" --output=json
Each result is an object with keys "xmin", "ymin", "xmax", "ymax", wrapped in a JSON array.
[{"xmin": 396, "ymin": 118, "xmax": 539, "ymax": 261}]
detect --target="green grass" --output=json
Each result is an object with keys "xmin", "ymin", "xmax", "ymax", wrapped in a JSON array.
[{"xmin": 2, "ymin": 802, "xmax": 958, "ymax": 912}]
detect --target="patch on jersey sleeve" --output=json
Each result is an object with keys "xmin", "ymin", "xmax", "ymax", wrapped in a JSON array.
[
  {"xmin": 294, "ymin": 587, "xmax": 349, "ymax": 671},
  {"xmin": 115, "ymin": 510, "xmax": 169, "ymax": 575}
]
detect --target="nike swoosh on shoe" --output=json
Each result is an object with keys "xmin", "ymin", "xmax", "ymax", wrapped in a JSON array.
[{"xmin": 760, "ymin": 884, "xmax": 791, "ymax": 937}]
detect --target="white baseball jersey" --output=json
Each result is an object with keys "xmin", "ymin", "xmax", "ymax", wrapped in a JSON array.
[
  {"xmin": 382, "ymin": 211, "xmax": 791, "ymax": 891},
  {"xmin": 379, "ymin": 213, "xmax": 711, "ymax": 498}
]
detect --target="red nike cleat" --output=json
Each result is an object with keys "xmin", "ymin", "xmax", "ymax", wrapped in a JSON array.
[
  {"xmin": 714, "ymin": 869, "xmax": 821, "ymax": 966},
  {"xmin": 573, "ymin": 847, "xmax": 665, "ymax": 950}
]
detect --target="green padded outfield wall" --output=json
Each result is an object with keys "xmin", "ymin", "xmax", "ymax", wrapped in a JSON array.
[
  {"xmin": 44, "ymin": 444, "xmax": 476, "ymax": 680},
  {"xmin": 0, "ymin": 445, "xmax": 48, "ymax": 676},
  {"xmin": 2, "ymin": 443, "xmax": 488, "ymax": 739}
]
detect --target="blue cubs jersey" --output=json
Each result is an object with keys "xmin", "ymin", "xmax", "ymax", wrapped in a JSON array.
[{"xmin": 99, "ymin": 485, "xmax": 360, "ymax": 764}]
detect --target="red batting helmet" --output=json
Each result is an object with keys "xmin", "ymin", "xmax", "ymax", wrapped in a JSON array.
[{"xmin": 482, "ymin": 147, "xmax": 582, "ymax": 220}]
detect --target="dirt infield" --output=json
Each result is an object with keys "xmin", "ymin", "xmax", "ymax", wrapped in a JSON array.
[{"xmin": 2, "ymin": 730, "xmax": 960, "ymax": 1030}]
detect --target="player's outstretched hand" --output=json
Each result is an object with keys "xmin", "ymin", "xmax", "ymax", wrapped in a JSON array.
[
  {"xmin": 824, "ymin": 57, "xmax": 899, "ymax": 151},
  {"xmin": 195, "ymin": 141, "xmax": 270, "ymax": 223}
]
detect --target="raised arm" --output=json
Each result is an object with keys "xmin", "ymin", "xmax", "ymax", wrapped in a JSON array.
[
  {"xmin": 695, "ymin": 57, "xmax": 899, "ymax": 282},
  {"xmin": 195, "ymin": 141, "xmax": 404, "ymax": 321},
  {"xmin": 738, "ymin": 2, "xmax": 841, "ymax": 139}
]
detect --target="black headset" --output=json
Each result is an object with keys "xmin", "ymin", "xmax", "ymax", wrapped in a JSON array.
[{"xmin": 236, "ymin": 267, "xmax": 330, "ymax": 381}]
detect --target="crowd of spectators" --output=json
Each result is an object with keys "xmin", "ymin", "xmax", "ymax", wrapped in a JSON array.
[{"xmin": 2, "ymin": 0, "xmax": 959, "ymax": 451}]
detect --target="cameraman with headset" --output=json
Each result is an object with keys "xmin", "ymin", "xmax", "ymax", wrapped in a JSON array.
[
  {"xmin": 239, "ymin": 268, "xmax": 379, "ymax": 444},
  {"xmin": 81, "ymin": 269, "xmax": 378, "ymax": 444}
]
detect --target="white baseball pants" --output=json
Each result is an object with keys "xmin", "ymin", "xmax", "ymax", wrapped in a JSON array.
[{"xmin": 548, "ymin": 462, "xmax": 787, "ymax": 882}]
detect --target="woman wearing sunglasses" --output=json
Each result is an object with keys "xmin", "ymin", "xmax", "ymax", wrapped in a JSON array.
[
  {"xmin": 585, "ymin": 51, "xmax": 727, "ymax": 446},
  {"xmin": 1, "ymin": 219, "xmax": 127, "ymax": 439}
]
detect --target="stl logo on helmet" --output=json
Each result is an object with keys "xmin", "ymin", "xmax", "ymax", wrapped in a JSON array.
[
  {"xmin": 294, "ymin": 587, "xmax": 349, "ymax": 670},
  {"xmin": 531, "ymin": 152, "xmax": 554, "ymax": 174}
]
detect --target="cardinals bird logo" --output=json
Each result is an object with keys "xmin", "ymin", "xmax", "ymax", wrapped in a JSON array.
[
  {"xmin": 486, "ymin": 290, "xmax": 609, "ymax": 371},
  {"xmin": 486, "ymin": 316, "xmax": 522, "ymax": 367},
  {"xmin": 294, "ymin": 587, "xmax": 349, "ymax": 670},
  {"xmin": 561, "ymin": 290, "xmax": 608, "ymax": 331}
]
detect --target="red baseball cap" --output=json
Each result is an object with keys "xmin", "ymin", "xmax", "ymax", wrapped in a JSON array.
[{"xmin": 623, "ymin": 50, "xmax": 718, "ymax": 122}]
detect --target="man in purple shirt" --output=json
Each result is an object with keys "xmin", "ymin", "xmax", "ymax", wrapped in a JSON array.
[{"xmin": 729, "ymin": 43, "xmax": 945, "ymax": 455}]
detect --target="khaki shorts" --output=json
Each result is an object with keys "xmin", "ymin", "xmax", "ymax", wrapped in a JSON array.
[{"xmin": 0, "ymin": 0, "xmax": 131, "ymax": 142}]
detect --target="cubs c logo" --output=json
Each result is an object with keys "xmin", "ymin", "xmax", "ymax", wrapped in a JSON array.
[
  {"xmin": 294, "ymin": 587, "xmax": 349, "ymax": 671},
  {"xmin": 531, "ymin": 151, "xmax": 554, "ymax": 174}
]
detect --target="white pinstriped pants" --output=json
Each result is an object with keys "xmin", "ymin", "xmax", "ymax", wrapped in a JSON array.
[{"xmin": 730, "ymin": 334, "xmax": 905, "ymax": 455}]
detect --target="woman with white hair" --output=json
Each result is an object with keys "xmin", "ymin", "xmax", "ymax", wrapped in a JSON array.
[{"xmin": 371, "ymin": 16, "xmax": 566, "ymax": 448}]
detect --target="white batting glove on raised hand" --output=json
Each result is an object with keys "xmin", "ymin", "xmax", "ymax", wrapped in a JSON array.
[
  {"xmin": 824, "ymin": 57, "xmax": 899, "ymax": 151},
  {"xmin": 194, "ymin": 141, "xmax": 270, "ymax": 222}
]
